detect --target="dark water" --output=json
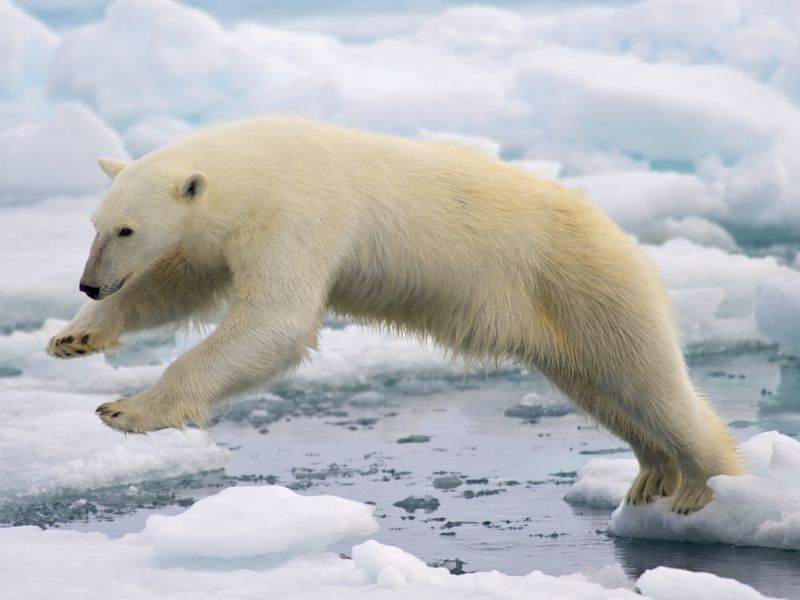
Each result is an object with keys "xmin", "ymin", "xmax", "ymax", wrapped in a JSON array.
[{"xmin": 6, "ymin": 349, "xmax": 798, "ymax": 598}]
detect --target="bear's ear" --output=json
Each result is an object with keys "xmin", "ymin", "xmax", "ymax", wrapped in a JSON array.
[
  {"xmin": 179, "ymin": 172, "xmax": 208, "ymax": 202},
  {"xmin": 97, "ymin": 157, "xmax": 130, "ymax": 180}
]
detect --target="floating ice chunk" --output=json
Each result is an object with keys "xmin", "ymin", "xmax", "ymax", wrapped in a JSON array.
[
  {"xmin": 0, "ymin": 0, "xmax": 58, "ymax": 98},
  {"xmin": 295, "ymin": 324, "xmax": 453, "ymax": 381},
  {"xmin": 0, "ymin": 385, "xmax": 228, "ymax": 500},
  {"xmin": 755, "ymin": 272, "xmax": 800, "ymax": 355},
  {"xmin": 714, "ymin": 11, "xmax": 800, "ymax": 96},
  {"xmin": 146, "ymin": 485, "xmax": 379, "ymax": 559},
  {"xmin": 122, "ymin": 115, "xmax": 193, "ymax": 157},
  {"xmin": 0, "ymin": 487, "xmax": 782, "ymax": 599},
  {"xmin": 511, "ymin": 42, "xmax": 800, "ymax": 165},
  {"xmin": 0, "ymin": 197, "xmax": 95, "ymax": 312},
  {"xmin": 565, "ymin": 171, "xmax": 723, "ymax": 232},
  {"xmin": 0, "ymin": 103, "xmax": 127, "ymax": 201},
  {"xmin": 526, "ymin": 0, "xmax": 742, "ymax": 64},
  {"xmin": 636, "ymin": 217, "xmax": 737, "ymax": 252},
  {"xmin": 563, "ymin": 458, "xmax": 639, "ymax": 509},
  {"xmin": 352, "ymin": 539, "xmax": 450, "ymax": 587},
  {"xmin": 49, "ymin": 0, "xmax": 232, "ymax": 127},
  {"xmin": 637, "ymin": 566, "xmax": 779, "ymax": 600},
  {"xmin": 645, "ymin": 240, "xmax": 792, "ymax": 351},
  {"xmin": 566, "ymin": 432, "xmax": 800, "ymax": 552},
  {"xmin": 0, "ymin": 322, "xmax": 228, "ymax": 500}
]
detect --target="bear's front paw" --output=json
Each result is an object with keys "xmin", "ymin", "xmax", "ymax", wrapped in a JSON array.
[
  {"xmin": 96, "ymin": 394, "xmax": 208, "ymax": 434},
  {"xmin": 47, "ymin": 328, "xmax": 117, "ymax": 359}
]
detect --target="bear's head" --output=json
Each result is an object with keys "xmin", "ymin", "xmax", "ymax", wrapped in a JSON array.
[{"xmin": 80, "ymin": 157, "xmax": 208, "ymax": 300}]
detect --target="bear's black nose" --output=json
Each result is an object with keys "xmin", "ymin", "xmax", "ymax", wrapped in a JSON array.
[{"xmin": 79, "ymin": 283, "xmax": 100, "ymax": 300}]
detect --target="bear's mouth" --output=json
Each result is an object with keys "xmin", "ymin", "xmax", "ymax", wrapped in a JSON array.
[{"xmin": 101, "ymin": 273, "xmax": 131, "ymax": 299}]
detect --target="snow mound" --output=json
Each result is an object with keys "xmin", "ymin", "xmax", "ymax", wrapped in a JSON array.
[
  {"xmin": 0, "ymin": 385, "xmax": 228, "ymax": 501},
  {"xmin": 0, "ymin": 489, "xmax": 780, "ymax": 599},
  {"xmin": 0, "ymin": 322, "xmax": 228, "ymax": 500},
  {"xmin": 563, "ymin": 458, "xmax": 640, "ymax": 509},
  {"xmin": 2, "ymin": 0, "xmax": 800, "ymax": 234},
  {"xmin": 0, "ymin": 103, "xmax": 128, "ymax": 201},
  {"xmin": 0, "ymin": 0, "xmax": 57, "ymax": 99},
  {"xmin": 756, "ymin": 272, "xmax": 800, "ymax": 355},
  {"xmin": 565, "ymin": 432, "xmax": 800, "ymax": 551},
  {"xmin": 637, "ymin": 566, "xmax": 780, "ymax": 600},
  {"xmin": 645, "ymin": 240, "xmax": 792, "ymax": 351},
  {"xmin": 146, "ymin": 485, "xmax": 379, "ymax": 559}
]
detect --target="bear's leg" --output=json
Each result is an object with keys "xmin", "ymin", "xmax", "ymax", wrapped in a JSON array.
[
  {"xmin": 664, "ymin": 394, "xmax": 742, "ymax": 514},
  {"xmin": 589, "ymin": 393, "xmax": 682, "ymax": 505},
  {"xmin": 47, "ymin": 246, "xmax": 227, "ymax": 359},
  {"xmin": 622, "ymin": 427, "xmax": 681, "ymax": 506},
  {"xmin": 558, "ymin": 377, "xmax": 680, "ymax": 504},
  {"xmin": 47, "ymin": 299, "xmax": 123, "ymax": 358},
  {"xmin": 96, "ymin": 239, "xmax": 330, "ymax": 433},
  {"xmin": 542, "ymin": 367, "xmax": 738, "ymax": 513}
]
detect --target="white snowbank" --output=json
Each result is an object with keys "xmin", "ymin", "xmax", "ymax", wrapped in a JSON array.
[
  {"xmin": 9, "ymin": 0, "xmax": 793, "ymax": 233},
  {"xmin": 146, "ymin": 485, "xmax": 379, "ymax": 559},
  {"xmin": 0, "ymin": 197, "xmax": 96, "ymax": 328},
  {"xmin": 565, "ymin": 171, "xmax": 739, "ymax": 249},
  {"xmin": 0, "ymin": 0, "xmax": 57, "ymax": 100},
  {"xmin": 0, "ymin": 384, "xmax": 228, "ymax": 501},
  {"xmin": 48, "ymin": 0, "xmax": 232, "ymax": 128},
  {"xmin": 646, "ymin": 240, "xmax": 792, "ymax": 351},
  {"xmin": 0, "ymin": 485, "xmax": 780, "ymax": 599},
  {"xmin": 637, "ymin": 567, "xmax": 780, "ymax": 600},
  {"xmin": 756, "ymin": 272, "xmax": 800, "ymax": 355},
  {"xmin": 0, "ymin": 321, "xmax": 227, "ymax": 500},
  {"xmin": 0, "ymin": 103, "xmax": 127, "ymax": 201},
  {"xmin": 563, "ymin": 458, "xmax": 639, "ymax": 510},
  {"xmin": 565, "ymin": 431, "xmax": 800, "ymax": 552}
]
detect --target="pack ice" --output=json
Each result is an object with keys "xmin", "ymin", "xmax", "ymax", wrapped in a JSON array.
[{"xmin": 0, "ymin": 484, "xmax": 784, "ymax": 599}]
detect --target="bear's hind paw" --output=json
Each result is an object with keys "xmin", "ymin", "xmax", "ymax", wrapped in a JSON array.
[
  {"xmin": 625, "ymin": 465, "xmax": 680, "ymax": 506},
  {"xmin": 96, "ymin": 398, "xmax": 170, "ymax": 434},
  {"xmin": 669, "ymin": 481, "xmax": 713, "ymax": 515}
]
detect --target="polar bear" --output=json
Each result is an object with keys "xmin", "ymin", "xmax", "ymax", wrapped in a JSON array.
[{"xmin": 47, "ymin": 116, "xmax": 741, "ymax": 513}]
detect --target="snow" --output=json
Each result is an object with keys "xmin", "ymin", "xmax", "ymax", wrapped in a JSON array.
[
  {"xmin": 0, "ymin": 485, "xmax": 781, "ymax": 600},
  {"xmin": 756, "ymin": 272, "xmax": 800, "ymax": 355},
  {"xmin": 637, "ymin": 567, "xmax": 780, "ymax": 600},
  {"xmin": 0, "ymin": 103, "xmax": 128, "ymax": 201},
  {"xmin": 0, "ymin": 0, "xmax": 798, "ymax": 597},
  {"xmin": 0, "ymin": 0, "xmax": 57, "ymax": 99},
  {"xmin": 1, "ymin": 0, "xmax": 800, "ymax": 233},
  {"xmin": 565, "ymin": 431, "xmax": 800, "ymax": 552},
  {"xmin": 145, "ymin": 485, "xmax": 379, "ymax": 559},
  {"xmin": 645, "ymin": 240, "xmax": 792, "ymax": 351}
]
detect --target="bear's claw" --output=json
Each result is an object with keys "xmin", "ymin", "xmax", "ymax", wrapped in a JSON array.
[
  {"xmin": 47, "ymin": 330, "xmax": 109, "ymax": 359},
  {"xmin": 624, "ymin": 463, "xmax": 681, "ymax": 506},
  {"xmin": 96, "ymin": 398, "xmax": 172, "ymax": 434},
  {"xmin": 670, "ymin": 481, "xmax": 713, "ymax": 514},
  {"xmin": 96, "ymin": 402, "xmax": 145, "ymax": 434}
]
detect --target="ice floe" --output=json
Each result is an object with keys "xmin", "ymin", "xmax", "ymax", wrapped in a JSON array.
[
  {"xmin": 0, "ymin": 484, "xmax": 782, "ymax": 599},
  {"xmin": 566, "ymin": 431, "xmax": 800, "ymax": 552}
]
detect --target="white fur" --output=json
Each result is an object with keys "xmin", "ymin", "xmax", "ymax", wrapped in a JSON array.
[{"xmin": 47, "ymin": 116, "xmax": 742, "ymax": 513}]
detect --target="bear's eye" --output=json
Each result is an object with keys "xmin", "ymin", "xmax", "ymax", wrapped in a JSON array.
[{"xmin": 119, "ymin": 227, "xmax": 134, "ymax": 237}]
